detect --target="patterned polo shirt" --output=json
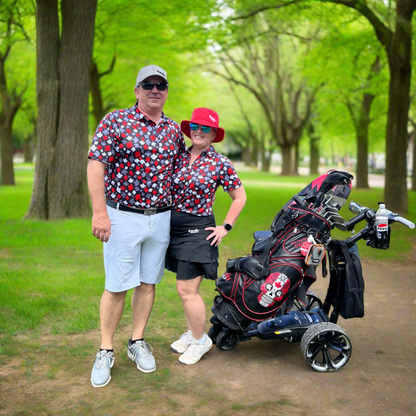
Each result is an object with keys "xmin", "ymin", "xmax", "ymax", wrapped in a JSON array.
[
  {"xmin": 171, "ymin": 145, "xmax": 242, "ymax": 216},
  {"xmin": 88, "ymin": 103, "xmax": 186, "ymax": 208}
]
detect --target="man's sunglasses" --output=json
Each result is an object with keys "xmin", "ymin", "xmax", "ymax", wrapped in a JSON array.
[
  {"xmin": 190, "ymin": 123, "xmax": 213, "ymax": 133},
  {"xmin": 138, "ymin": 82, "xmax": 169, "ymax": 91}
]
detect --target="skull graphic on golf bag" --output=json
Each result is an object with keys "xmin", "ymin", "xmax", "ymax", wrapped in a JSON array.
[{"xmin": 258, "ymin": 272, "xmax": 290, "ymax": 308}]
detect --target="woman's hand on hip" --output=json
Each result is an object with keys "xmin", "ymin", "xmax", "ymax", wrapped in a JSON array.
[{"xmin": 205, "ymin": 226, "xmax": 228, "ymax": 246}]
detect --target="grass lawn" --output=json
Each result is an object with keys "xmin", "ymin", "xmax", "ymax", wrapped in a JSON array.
[
  {"xmin": 0, "ymin": 163, "xmax": 415, "ymax": 414},
  {"xmin": 2, "ymin": 163, "xmax": 415, "ymax": 341}
]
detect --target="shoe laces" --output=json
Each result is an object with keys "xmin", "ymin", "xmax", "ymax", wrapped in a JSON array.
[
  {"xmin": 184, "ymin": 341, "xmax": 200, "ymax": 358},
  {"xmin": 95, "ymin": 351, "xmax": 113, "ymax": 369},
  {"xmin": 130, "ymin": 341, "xmax": 153, "ymax": 359},
  {"xmin": 180, "ymin": 330, "xmax": 192, "ymax": 344}
]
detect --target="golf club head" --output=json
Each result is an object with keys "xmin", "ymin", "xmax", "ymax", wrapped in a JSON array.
[
  {"xmin": 349, "ymin": 200, "xmax": 367, "ymax": 214},
  {"xmin": 323, "ymin": 212, "xmax": 332, "ymax": 220},
  {"xmin": 323, "ymin": 206, "xmax": 338, "ymax": 215},
  {"xmin": 322, "ymin": 207, "xmax": 338, "ymax": 219},
  {"xmin": 333, "ymin": 222, "xmax": 348, "ymax": 231},
  {"xmin": 326, "ymin": 214, "xmax": 345, "ymax": 224}
]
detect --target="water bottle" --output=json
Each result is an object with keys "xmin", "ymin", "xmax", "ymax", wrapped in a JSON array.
[{"xmin": 374, "ymin": 202, "xmax": 389, "ymax": 249}]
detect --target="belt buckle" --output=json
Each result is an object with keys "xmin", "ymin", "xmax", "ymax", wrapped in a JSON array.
[{"xmin": 143, "ymin": 208, "xmax": 157, "ymax": 215}]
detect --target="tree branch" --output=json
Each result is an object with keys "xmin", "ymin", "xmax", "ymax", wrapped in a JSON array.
[
  {"xmin": 322, "ymin": 0, "xmax": 391, "ymax": 46},
  {"xmin": 233, "ymin": 1, "xmax": 299, "ymax": 20},
  {"xmin": 99, "ymin": 55, "xmax": 116, "ymax": 78},
  {"xmin": 234, "ymin": 0, "xmax": 392, "ymax": 47}
]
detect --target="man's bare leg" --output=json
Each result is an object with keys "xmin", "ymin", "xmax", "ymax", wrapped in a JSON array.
[
  {"xmin": 131, "ymin": 283, "xmax": 155, "ymax": 340},
  {"xmin": 100, "ymin": 289, "xmax": 127, "ymax": 350}
]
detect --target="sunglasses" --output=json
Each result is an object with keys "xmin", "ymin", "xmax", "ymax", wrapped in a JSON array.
[
  {"xmin": 138, "ymin": 82, "xmax": 169, "ymax": 91},
  {"xmin": 190, "ymin": 123, "xmax": 213, "ymax": 133}
]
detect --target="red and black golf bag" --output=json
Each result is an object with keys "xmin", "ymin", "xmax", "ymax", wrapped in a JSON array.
[{"xmin": 212, "ymin": 170, "xmax": 354, "ymax": 331}]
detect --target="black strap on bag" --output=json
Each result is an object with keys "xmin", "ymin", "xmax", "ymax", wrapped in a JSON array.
[{"xmin": 338, "ymin": 241, "xmax": 365, "ymax": 319}]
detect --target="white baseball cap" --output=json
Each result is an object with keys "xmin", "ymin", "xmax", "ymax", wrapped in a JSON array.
[{"xmin": 136, "ymin": 65, "xmax": 168, "ymax": 86}]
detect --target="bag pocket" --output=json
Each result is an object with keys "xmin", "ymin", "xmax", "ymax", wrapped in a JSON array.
[
  {"xmin": 226, "ymin": 256, "xmax": 267, "ymax": 280},
  {"xmin": 340, "ymin": 249, "xmax": 365, "ymax": 319}
]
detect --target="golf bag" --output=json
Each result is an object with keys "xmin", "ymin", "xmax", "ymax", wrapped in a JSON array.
[{"xmin": 213, "ymin": 170, "xmax": 354, "ymax": 331}]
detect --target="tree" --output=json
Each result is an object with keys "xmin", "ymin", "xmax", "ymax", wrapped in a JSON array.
[
  {"xmin": 304, "ymin": 16, "xmax": 387, "ymax": 187},
  {"xmin": 211, "ymin": 14, "xmax": 322, "ymax": 175},
  {"xmin": 236, "ymin": 0, "xmax": 416, "ymax": 212},
  {"xmin": 0, "ymin": 0, "xmax": 31, "ymax": 185},
  {"xmin": 409, "ymin": 119, "xmax": 416, "ymax": 191},
  {"xmin": 26, "ymin": 0, "xmax": 97, "ymax": 219},
  {"xmin": 227, "ymin": 81, "xmax": 278, "ymax": 170},
  {"xmin": 88, "ymin": 0, "xmax": 222, "ymax": 130},
  {"xmin": 344, "ymin": 55, "xmax": 382, "ymax": 188}
]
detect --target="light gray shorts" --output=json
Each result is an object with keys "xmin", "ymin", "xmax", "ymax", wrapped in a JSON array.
[{"xmin": 103, "ymin": 206, "xmax": 171, "ymax": 292}]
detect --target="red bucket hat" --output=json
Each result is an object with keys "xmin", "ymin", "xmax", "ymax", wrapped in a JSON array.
[{"xmin": 181, "ymin": 108, "xmax": 225, "ymax": 143}]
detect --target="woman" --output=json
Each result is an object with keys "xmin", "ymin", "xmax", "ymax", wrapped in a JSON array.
[{"xmin": 166, "ymin": 107, "xmax": 247, "ymax": 365}]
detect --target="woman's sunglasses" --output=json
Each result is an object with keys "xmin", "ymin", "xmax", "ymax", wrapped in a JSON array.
[
  {"xmin": 189, "ymin": 123, "xmax": 213, "ymax": 133},
  {"xmin": 138, "ymin": 82, "xmax": 169, "ymax": 91}
]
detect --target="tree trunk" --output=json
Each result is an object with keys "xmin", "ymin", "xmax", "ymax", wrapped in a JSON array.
[
  {"xmin": 384, "ymin": 65, "xmax": 410, "ymax": 212},
  {"xmin": 261, "ymin": 150, "xmax": 271, "ymax": 172},
  {"xmin": 412, "ymin": 132, "xmax": 416, "ymax": 191},
  {"xmin": 0, "ymin": 123, "xmax": 15, "ymax": 185},
  {"xmin": 384, "ymin": 4, "xmax": 413, "ymax": 214},
  {"xmin": 0, "ymin": 54, "xmax": 22, "ymax": 186},
  {"xmin": 310, "ymin": 144, "xmax": 319, "ymax": 176},
  {"xmin": 355, "ymin": 93, "xmax": 373, "ymax": 189},
  {"xmin": 281, "ymin": 144, "xmax": 297, "ymax": 175},
  {"xmin": 23, "ymin": 134, "xmax": 35, "ymax": 163},
  {"xmin": 294, "ymin": 143, "xmax": 300, "ymax": 176},
  {"xmin": 241, "ymin": 147, "xmax": 251, "ymax": 166},
  {"xmin": 0, "ymin": 6, "xmax": 28, "ymax": 186},
  {"xmin": 308, "ymin": 123, "xmax": 320, "ymax": 175},
  {"xmin": 251, "ymin": 135, "xmax": 259, "ymax": 167},
  {"xmin": 259, "ymin": 135, "xmax": 271, "ymax": 172},
  {"xmin": 27, "ymin": 0, "xmax": 97, "ymax": 219}
]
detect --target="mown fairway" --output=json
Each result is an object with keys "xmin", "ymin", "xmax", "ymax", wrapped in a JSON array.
[{"xmin": 1, "ymin": 164, "xmax": 415, "ymax": 415}]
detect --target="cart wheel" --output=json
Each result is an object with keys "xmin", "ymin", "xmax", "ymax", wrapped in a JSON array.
[
  {"xmin": 305, "ymin": 290, "xmax": 323, "ymax": 310},
  {"xmin": 216, "ymin": 330, "xmax": 239, "ymax": 351},
  {"xmin": 292, "ymin": 290, "xmax": 323, "ymax": 311},
  {"xmin": 208, "ymin": 325, "xmax": 222, "ymax": 344},
  {"xmin": 301, "ymin": 322, "xmax": 352, "ymax": 372}
]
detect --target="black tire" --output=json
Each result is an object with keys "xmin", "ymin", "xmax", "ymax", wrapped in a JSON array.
[
  {"xmin": 216, "ymin": 330, "xmax": 239, "ymax": 351},
  {"xmin": 292, "ymin": 290, "xmax": 323, "ymax": 311},
  {"xmin": 208, "ymin": 325, "xmax": 221, "ymax": 344},
  {"xmin": 301, "ymin": 322, "xmax": 352, "ymax": 372}
]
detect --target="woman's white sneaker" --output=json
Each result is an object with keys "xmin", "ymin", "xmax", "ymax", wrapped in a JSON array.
[
  {"xmin": 171, "ymin": 330, "xmax": 193, "ymax": 353},
  {"xmin": 178, "ymin": 336, "xmax": 212, "ymax": 365}
]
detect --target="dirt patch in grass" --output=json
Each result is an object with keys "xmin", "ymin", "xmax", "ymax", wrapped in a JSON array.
[{"xmin": 1, "ymin": 260, "xmax": 415, "ymax": 416}]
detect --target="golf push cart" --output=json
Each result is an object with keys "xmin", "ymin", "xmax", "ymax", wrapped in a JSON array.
[{"xmin": 209, "ymin": 170, "xmax": 415, "ymax": 372}]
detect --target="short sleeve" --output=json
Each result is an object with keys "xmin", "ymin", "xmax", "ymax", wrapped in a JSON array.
[
  {"xmin": 88, "ymin": 113, "xmax": 118, "ymax": 163},
  {"xmin": 219, "ymin": 158, "xmax": 242, "ymax": 192}
]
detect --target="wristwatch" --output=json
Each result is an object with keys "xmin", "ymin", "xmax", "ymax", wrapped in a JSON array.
[{"xmin": 223, "ymin": 222, "xmax": 233, "ymax": 231}]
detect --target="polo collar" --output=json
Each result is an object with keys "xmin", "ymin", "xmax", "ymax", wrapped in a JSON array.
[
  {"xmin": 133, "ymin": 103, "xmax": 166, "ymax": 123},
  {"xmin": 186, "ymin": 145, "xmax": 216, "ymax": 158}
]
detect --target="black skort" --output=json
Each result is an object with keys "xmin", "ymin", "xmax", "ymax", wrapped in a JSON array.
[{"xmin": 165, "ymin": 210, "xmax": 219, "ymax": 281}]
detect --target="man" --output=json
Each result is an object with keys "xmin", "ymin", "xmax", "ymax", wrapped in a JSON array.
[{"xmin": 88, "ymin": 65, "xmax": 185, "ymax": 388}]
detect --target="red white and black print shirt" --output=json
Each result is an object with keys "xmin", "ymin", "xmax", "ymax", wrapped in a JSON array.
[
  {"xmin": 171, "ymin": 145, "xmax": 242, "ymax": 216},
  {"xmin": 88, "ymin": 104, "xmax": 185, "ymax": 208}
]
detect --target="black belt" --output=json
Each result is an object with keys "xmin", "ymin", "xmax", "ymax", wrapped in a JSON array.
[{"xmin": 106, "ymin": 199, "xmax": 171, "ymax": 215}]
